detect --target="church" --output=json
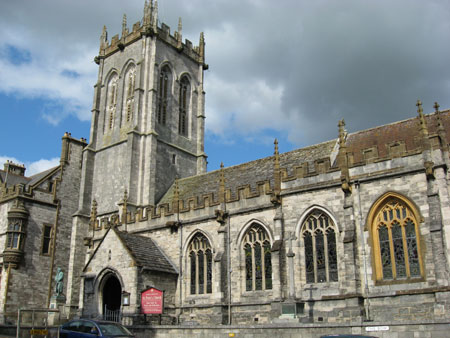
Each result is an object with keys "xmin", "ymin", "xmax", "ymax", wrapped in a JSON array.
[{"xmin": 1, "ymin": 1, "xmax": 449, "ymax": 336}]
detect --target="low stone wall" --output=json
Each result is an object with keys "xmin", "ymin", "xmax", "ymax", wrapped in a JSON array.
[{"xmin": 129, "ymin": 320, "xmax": 449, "ymax": 338}]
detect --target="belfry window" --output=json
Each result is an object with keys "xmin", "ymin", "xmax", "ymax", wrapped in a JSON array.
[
  {"xmin": 371, "ymin": 196, "xmax": 423, "ymax": 282},
  {"xmin": 243, "ymin": 223, "xmax": 272, "ymax": 291},
  {"xmin": 124, "ymin": 67, "xmax": 135, "ymax": 123},
  {"xmin": 188, "ymin": 233, "xmax": 212, "ymax": 295},
  {"xmin": 178, "ymin": 76, "xmax": 190, "ymax": 135},
  {"xmin": 157, "ymin": 66, "xmax": 171, "ymax": 125},
  {"xmin": 106, "ymin": 74, "xmax": 118, "ymax": 130},
  {"xmin": 301, "ymin": 210, "xmax": 338, "ymax": 283}
]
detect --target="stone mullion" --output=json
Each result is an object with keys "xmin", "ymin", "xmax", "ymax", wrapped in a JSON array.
[
  {"xmin": 261, "ymin": 241, "xmax": 266, "ymax": 290},
  {"xmin": 195, "ymin": 250, "xmax": 199, "ymax": 294},
  {"xmin": 324, "ymin": 232, "xmax": 329, "ymax": 282},
  {"xmin": 203, "ymin": 251, "xmax": 208, "ymax": 293},
  {"xmin": 312, "ymin": 234, "xmax": 317, "ymax": 284},
  {"xmin": 251, "ymin": 244, "xmax": 256, "ymax": 291}
]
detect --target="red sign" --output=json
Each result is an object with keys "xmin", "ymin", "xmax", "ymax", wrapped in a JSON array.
[{"xmin": 141, "ymin": 287, "xmax": 164, "ymax": 314}]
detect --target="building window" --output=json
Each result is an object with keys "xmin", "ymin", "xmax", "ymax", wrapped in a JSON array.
[
  {"xmin": 301, "ymin": 210, "xmax": 338, "ymax": 283},
  {"xmin": 188, "ymin": 233, "xmax": 212, "ymax": 295},
  {"xmin": 6, "ymin": 222, "xmax": 23, "ymax": 250},
  {"xmin": 123, "ymin": 66, "xmax": 136, "ymax": 124},
  {"xmin": 371, "ymin": 196, "xmax": 423, "ymax": 282},
  {"xmin": 106, "ymin": 74, "xmax": 118, "ymax": 131},
  {"xmin": 157, "ymin": 66, "xmax": 171, "ymax": 125},
  {"xmin": 243, "ymin": 223, "xmax": 272, "ymax": 291},
  {"xmin": 41, "ymin": 224, "xmax": 53, "ymax": 255},
  {"xmin": 178, "ymin": 76, "xmax": 190, "ymax": 135}
]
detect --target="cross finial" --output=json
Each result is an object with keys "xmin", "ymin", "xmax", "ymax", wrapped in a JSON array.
[
  {"xmin": 338, "ymin": 119, "xmax": 346, "ymax": 145},
  {"xmin": 434, "ymin": 101, "xmax": 440, "ymax": 113},
  {"xmin": 416, "ymin": 99, "xmax": 423, "ymax": 115}
]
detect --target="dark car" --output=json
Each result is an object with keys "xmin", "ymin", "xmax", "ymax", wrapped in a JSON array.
[
  {"xmin": 320, "ymin": 335, "xmax": 377, "ymax": 338},
  {"xmin": 59, "ymin": 319, "xmax": 134, "ymax": 338}
]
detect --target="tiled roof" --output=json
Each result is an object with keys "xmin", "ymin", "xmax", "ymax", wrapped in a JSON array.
[
  {"xmin": 158, "ymin": 139, "xmax": 336, "ymax": 205},
  {"xmin": 0, "ymin": 171, "xmax": 30, "ymax": 187},
  {"xmin": 158, "ymin": 110, "xmax": 450, "ymax": 206},
  {"xmin": 115, "ymin": 229, "xmax": 178, "ymax": 274},
  {"xmin": 346, "ymin": 109, "xmax": 450, "ymax": 163},
  {"xmin": 27, "ymin": 166, "xmax": 60, "ymax": 187}
]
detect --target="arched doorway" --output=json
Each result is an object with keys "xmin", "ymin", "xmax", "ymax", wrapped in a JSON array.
[{"xmin": 101, "ymin": 274, "xmax": 122, "ymax": 321}]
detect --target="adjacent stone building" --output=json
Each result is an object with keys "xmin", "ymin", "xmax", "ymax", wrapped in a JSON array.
[{"xmin": 1, "ymin": 1, "xmax": 449, "ymax": 336}]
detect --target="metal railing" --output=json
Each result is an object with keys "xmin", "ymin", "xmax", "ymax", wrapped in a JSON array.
[
  {"xmin": 16, "ymin": 308, "xmax": 60, "ymax": 338},
  {"xmin": 103, "ymin": 306, "xmax": 121, "ymax": 322}
]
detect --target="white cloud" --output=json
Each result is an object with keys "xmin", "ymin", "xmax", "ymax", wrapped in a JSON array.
[
  {"xmin": 1, "ymin": 0, "xmax": 450, "ymax": 150},
  {"xmin": 0, "ymin": 156, "xmax": 59, "ymax": 177}
]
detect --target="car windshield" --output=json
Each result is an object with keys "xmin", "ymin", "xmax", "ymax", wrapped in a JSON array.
[{"xmin": 98, "ymin": 323, "xmax": 132, "ymax": 336}]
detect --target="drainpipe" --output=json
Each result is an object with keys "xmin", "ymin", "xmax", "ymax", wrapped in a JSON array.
[
  {"xmin": 177, "ymin": 208, "xmax": 183, "ymax": 323},
  {"xmin": 226, "ymin": 201, "xmax": 231, "ymax": 325},
  {"xmin": 355, "ymin": 180, "xmax": 370, "ymax": 320},
  {"xmin": 47, "ymin": 199, "xmax": 61, "ymax": 307}
]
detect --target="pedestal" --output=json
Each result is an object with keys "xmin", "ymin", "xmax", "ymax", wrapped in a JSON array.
[{"xmin": 48, "ymin": 295, "xmax": 66, "ymax": 325}]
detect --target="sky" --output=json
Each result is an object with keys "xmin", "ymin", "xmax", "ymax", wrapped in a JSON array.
[{"xmin": 1, "ymin": 0, "xmax": 450, "ymax": 176}]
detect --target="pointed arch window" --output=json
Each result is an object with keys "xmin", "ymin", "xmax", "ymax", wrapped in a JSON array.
[
  {"xmin": 178, "ymin": 76, "xmax": 190, "ymax": 135},
  {"xmin": 371, "ymin": 196, "xmax": 423, "ymax": 282},
  {"xmin": 301, "ymin": 210, "xmax": 338, "ymax": 283},
  {"xmin": 243, "ymin": 223, "xmax": 272, "ymax": 291},
  {"xmin": 106, "ymin": 74, "xmax": 118, "ymax": 131},
  {"xmin": 123, "ymin": 67, "xmax": 136, "ymax": 124},
  {"xmin": 188, "ymin": 233, "xmax": 212, "ymax": 295},
  {"xmin": 157, "ymin": 66, "xmax": 171, "ymax": 125}
]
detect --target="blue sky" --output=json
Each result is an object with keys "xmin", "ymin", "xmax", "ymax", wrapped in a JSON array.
[{"xmin": 1, "ymin": 0, "xmax": 450, "ymax": 176}]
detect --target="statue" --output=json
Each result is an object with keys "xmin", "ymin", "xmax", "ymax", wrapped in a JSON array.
[{"xmin": 55, "ymin": 268, "xmax": 64, "ymax": 297}]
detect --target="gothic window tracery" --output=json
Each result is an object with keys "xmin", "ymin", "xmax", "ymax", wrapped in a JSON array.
[
  {"xmin": 107, "ymin": 74, "xmax": 118, "ymax": 130},
  {"xmin": 243, "ymin": 223, "xmax": 272, "ymax": 291},
  {"xmin": 123, "ymin": 67, "xmax": 136, "ymax": 124},
  {"xmin": 371, "ymin": 196, "xmax": 423, "ymax": 282},
  {"xmin": 157, "ymin": 66, "xmax": 171, "ymax": 125},
  {"xmin": 188, "ymin": 233, "xmax": 212, "ymax": 295},
  {"xmin": 178, "ymin": 76, "xmax": 190, "ymax": 135},
  {"xmin": 301, "ymin": 210, "xmax": 338, "ymax": 283}
]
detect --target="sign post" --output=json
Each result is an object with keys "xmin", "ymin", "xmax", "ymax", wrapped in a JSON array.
[{"xmin": 141, "ymin": 287, "xmax": 164, "ymax": 315}]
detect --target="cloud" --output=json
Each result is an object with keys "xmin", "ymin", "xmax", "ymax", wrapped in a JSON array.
[
  {"xmin": 1, "ymin": 0, "xmax": 450, "ymax": 150},
  {"xmin": 0, "ymin": 156, "xmax": 60, "ymax": 177}
]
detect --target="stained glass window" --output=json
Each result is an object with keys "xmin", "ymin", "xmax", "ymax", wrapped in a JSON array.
[
  {"xmin": 301, "ymin": 210, "xmax": 338, "ymax": 283},
  {"xmin": 245, "ymin": 244, "xmax": 252, "ymax": 291},
  {"xmin": 327, "ymin": 228, "xmax": 338, "ymax": 282},
  {"xmin": 373, "ymin": 196, "xmax": 423, "ymax": 282},
  {"xmin": 157, "ymin": 66, "xmax": 171, "ymax": 125},
  {"xmin": 242, "ymin": 223, "xmax": 272, "ymax": 291},
  {"xmin": 179, "ymin": 76, "xmax": 190, "ymax": 135},
  {"xmin": 188, "ymin": 233, "xmax": 212, "ymax": 295}
]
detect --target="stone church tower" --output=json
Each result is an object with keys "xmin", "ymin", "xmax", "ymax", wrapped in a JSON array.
[{"xmin": 65, "ymin": 1, "xmax": 208, "ymax": 315}]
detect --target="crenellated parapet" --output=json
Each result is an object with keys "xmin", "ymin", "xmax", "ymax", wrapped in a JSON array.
[
  {"xmin": 96, "ymin": 0, "xmax": 206, "ymax": 66},
  {"xmin": 88, "ymin": 106, "xmax": 450, "ymax": 234}
]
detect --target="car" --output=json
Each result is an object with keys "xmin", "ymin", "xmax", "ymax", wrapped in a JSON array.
[
  {"xmin": 59, "ymin": 319, "xmax": 134, "ymax": 338},
  {"xmin": 320, "ymin": 335, "xmax": 377, "ymax": 338}
]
